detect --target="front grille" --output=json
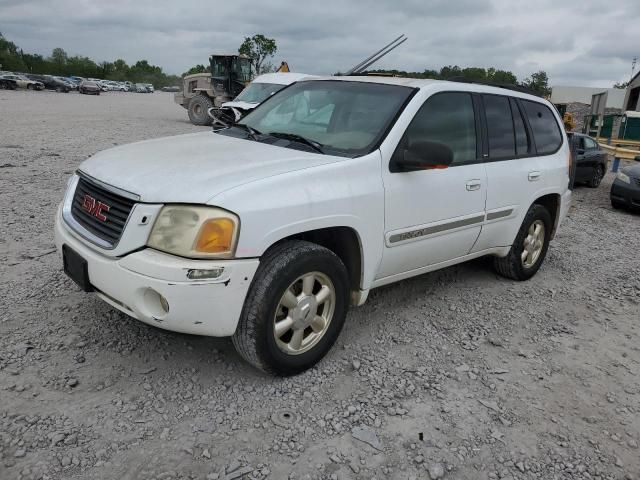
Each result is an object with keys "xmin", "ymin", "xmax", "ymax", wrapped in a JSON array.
[{"xmin": 71, "ymin": 176, "xmax": 135, "ymax": 246}]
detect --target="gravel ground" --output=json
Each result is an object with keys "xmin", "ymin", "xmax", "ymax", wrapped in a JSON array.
[{"xmin": 1, "ymin": 89, "xmax": 639, "ymax": 480}]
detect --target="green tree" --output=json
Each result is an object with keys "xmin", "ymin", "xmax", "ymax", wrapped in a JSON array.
[
  {"xmin": 487, "ymin": 68, "xmax": 518, "ymax": 85},
  {"xmin": 0, "ymin": 32, "xmax": 27, "ymax": 71},
  {"xmin": 239, "ymin": 34, "xmax": 277, "ymax": 75},
  {"xmin": 613, "ymin": 80, "xmax": 629, "ymax": 89},
  {"xmin": 522, "ymin": 70, "xmax": 550, "ymax": 96},
  {"xmin": 182, "ymin": 64, "xmax": 208, "ymax": 76}
]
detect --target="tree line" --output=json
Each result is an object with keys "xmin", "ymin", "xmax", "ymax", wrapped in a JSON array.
[
  {"xmin": 364, "ymin": 66, "xmax": 551, "ymax": 96},
  {"xmin": 0, "ymin": 33, "xmax": 180, "ymax": 87}
]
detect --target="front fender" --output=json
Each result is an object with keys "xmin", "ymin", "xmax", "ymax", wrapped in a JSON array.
[{"xmin": 209, "ymin": 151, "xmax": 385, "ymax": 289}]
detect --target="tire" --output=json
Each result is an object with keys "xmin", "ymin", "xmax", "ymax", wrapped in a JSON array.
[
  {"xmin": 232, "ymin": 240, "xmax": 350, "ymax": 375},
  {"xmin": 27, "ymin": 84, "xmax": 33, "ymax": 90},
  {"xmin": 493, "ymin": 204, "xmax": 552, "ymax": 281},
  {"xmin": 56, "ymin": 86, "xmax": 62, "ymax": 93},
  {"xmin": 588, "ymin": 165, "xmax": 604, "ymax": 188},
  {"xmin": 187, "ymin": 94, "xmax": 214, "ymax": 126},
  {"xmin": 611, "ymin": 199, "xmax": 624, "ymax": 210}
]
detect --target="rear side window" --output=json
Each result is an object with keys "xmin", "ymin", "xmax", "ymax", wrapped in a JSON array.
[
  {"xmin": 522, "ymin": 100, "xmax": 562, "ymax": 155},
  {"xmin": 483, "ymin": 95, "xmax": 515, "ymax": 158},
  {"xmin": 404, "ymin": 92, "xmax": 477, "ymax": 165},
  {"xmin": 510, "ymin": 98, "xmax": 530, "ymax": 155}
]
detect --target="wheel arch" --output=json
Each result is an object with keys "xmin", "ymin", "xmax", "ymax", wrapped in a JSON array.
[
  {"xmin": 263, "ymin": 226, "xmax": 364, "ymax": 296},
  {"xmin": 533, "ymin": 193, "xmax": 561, "ymax": 239}
]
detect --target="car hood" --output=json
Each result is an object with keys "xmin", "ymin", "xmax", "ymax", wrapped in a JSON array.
[
  {"xmin": 79, "ymin": 131, "xmax": 343, "ymax": 204},
  {"xmin": 622, "ymin": 163, "xmax": 640, "ymax": 177}
]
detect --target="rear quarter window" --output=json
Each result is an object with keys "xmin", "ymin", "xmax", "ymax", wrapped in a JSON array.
[{"xmin": 521, "ymin": 100, "xmax": 563, "ymax": 155}]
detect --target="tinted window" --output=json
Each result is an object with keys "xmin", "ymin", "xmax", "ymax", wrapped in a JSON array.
[
  {"xmin": 584, "ymin": 137, "xmax": 598, "ymax": 149},
  {"xmin": 522, "ymin": 100, "xmax": 562, "ymax": 155},
  {"xmin": 510, "ymin": 98, "xmax": 530, "ymax": 155},
  {"xmin": 484, "ymin": 95, "xmax": 515, "ymax": 158},
  {"xmin": 403, "ymin": 92, "xmax": 477, "ymax": 165}
]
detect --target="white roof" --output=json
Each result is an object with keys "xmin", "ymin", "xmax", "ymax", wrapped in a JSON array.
[
  {"xmin": 298, "ymin": 75, "xmax": 547, "ymax": 103},
  {"xmin": 624, "ymin": 110, "xmax": 640, "ymax": 118},
  {"xmin": 252, "ymin": 72, "xmax": 313, "ymax": 85}
]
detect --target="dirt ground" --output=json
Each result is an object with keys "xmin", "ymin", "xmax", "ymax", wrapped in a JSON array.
[{"xmin": 1, "ymin": 89, "xmax": 639, "ymax": 480}]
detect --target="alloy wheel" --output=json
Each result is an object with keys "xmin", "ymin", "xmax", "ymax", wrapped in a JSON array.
[
  {"xmin": 521, "ymin": 220, "xmax": 545, "ymax": 268},
  {"xmin": 273, "ymin": 272, "xmax": 336, "ymax": 355}
]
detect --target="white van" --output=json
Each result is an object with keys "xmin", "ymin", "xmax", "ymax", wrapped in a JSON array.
[{"xmin": 55, "ymin": 76, "xmax": 572, "ymax": 374}]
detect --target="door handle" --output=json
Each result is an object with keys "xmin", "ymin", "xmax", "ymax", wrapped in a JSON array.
[
  {"xmin": 528, "ymin": 171, "xmax": 541, "ymax": 182},
  {"xmin": 466, "ymin": 180, "xmax": 481, "ymax": 191}
]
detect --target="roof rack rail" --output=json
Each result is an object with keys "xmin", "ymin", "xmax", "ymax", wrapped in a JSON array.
[{"xmin": 447, "ymin": 77, "xmax": 542, "ymax": 97}]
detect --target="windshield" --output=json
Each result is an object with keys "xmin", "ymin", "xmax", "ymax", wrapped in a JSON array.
[
  {"xmin": 235, "ymin": 82, "xmax": 286, "ymax": 104},
  {"xmin": 236, "ymin": 80, "xmax": 414, "ymax": 157}
]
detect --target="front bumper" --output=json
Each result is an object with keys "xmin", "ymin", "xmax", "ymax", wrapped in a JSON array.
[
  {"xmin": 55, "ymin": 207, "xmax": 259, "ymax": 336},
  {"xmin": 611, "ymin": 179, "xmax": 640, "ymax": 208}
]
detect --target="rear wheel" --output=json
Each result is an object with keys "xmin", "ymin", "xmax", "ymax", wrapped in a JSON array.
[
  {"xmin": 493, "ymin": 204, "xmax": 552, "ymax": 281},
  {"xmin": 232, "ymin": 240, "xmax": 349, "ymax": 375},
  {"xmin": 187, "ymin": 94, "xmax": 214, "ymax": 126},
  {"xmin": 27, "ymin": 84, "xmax": 33, "ymax": 90},
  {"xmin": 588, "ymin": 165, "xmax": 604, "ymax": 188}
]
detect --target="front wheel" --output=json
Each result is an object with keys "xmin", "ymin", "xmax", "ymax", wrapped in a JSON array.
[
  {"xmin": 588, "ymin": 165, "xmax": 604, "ymax": 188},
  {"xmin": 493, "ymin": 204, "xmax": 552, "ymax": 281},
  {"xmin": 187, "ymin": 94, "xmax": 214, "ymax": 126},
  {"xmin": 27, "ymin": 84, "xmax": 33, "ymax": 90},
  {"xmin": 232, "ymin": 240, "xmax": 350, "ymax": 375}
]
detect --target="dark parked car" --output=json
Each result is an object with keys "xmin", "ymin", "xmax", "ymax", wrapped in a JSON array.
[
  {"xmin": 569, "ymin": 133, "xmax": 608, "ymax": 187},
  {"xmin": 79, "ymin": 81, "xmax": 101, "ymax": 95},
  {"xmin": 611, "ymin": 163, "xmax": 640, "ymax": 211},
  {"xmin": 0, "ymin": 76, "xmax": 18, "ymax": 90},
  {"xmin": 25, "ymin": 74, "xmax": 71, "ymax": 92}
]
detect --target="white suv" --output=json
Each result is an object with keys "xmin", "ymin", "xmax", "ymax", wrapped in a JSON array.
[{"xmin": 55, "ymin": 77, "xmax": 572, "ymax": 374}]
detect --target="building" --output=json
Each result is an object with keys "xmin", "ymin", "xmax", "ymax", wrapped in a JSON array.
[
  {"xmin": 623, "ymin": 71, "xmax": 640, "ymax": 111},
  {"xmin": 550, "ymin": 86, "xmax": 626, "ymax": 109}
]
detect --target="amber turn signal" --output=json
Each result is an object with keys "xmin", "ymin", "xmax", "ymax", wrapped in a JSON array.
[{"xmin": 194, "ymin": 218, "xmax": 235, "ymax": 254}]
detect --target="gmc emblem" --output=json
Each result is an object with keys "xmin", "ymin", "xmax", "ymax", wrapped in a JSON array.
[{"xmin": 81, "ymin": 194, "xmax": 110, "ymax": 222}]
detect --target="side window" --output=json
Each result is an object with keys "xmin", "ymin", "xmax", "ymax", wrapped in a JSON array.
[
  {"xmin": 510, "ymin": 98, "xmax": 530, "ymax": 155},
  {"xmin": 585, "ymin": 137, "xmax": 598, "ymax": 150},
  {"xmin": 188, "ymin": 80, "xmax": 197, "ymax": 93},
  {"xmin": 483, "ymin": 95, "xmax": 515, "ymax": 158},
  {"xmin": 402, "ymin": 92, "xmax": 477, "ymax": 165},
  {"xmin": 521, "ymin": 100, "xmax": 563, "ymax": 155}
]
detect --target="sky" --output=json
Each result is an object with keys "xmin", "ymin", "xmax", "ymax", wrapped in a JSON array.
[{"xmin": 1, "ymin": 0, "xmax": 638, "ymax": 87}]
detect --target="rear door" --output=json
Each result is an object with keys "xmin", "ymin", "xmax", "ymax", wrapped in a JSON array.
[{"xmin": 472, "ymin": 95, "xmax": 544, "ymax": 252}]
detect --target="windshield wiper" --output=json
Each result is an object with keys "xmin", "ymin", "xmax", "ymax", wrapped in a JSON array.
[
  {"xmin": 267, "ymin": 131, "xmax": 325, "ymax": 154},
  {"xmin": 233, "ymin": 123, "xmax": 261, "ymax": 141}
]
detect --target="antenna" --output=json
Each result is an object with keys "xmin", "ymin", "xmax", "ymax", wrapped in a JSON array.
[{"xmin": 343, "ymin": 34, "xmax": 407, "ymax": 76}]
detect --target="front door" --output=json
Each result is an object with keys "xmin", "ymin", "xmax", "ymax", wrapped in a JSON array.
[{"xmin": 377, "ymin": 91, "xmax": 487, "ymax": 280}]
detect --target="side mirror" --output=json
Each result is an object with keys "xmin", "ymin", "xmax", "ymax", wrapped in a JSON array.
[
  {"xmin": 395, "ymin": 141, "xmax": 454, "ymax": 171},
  {"xmin": 576, "ymin": 148, "xmax": 585, "ymax": 155}
]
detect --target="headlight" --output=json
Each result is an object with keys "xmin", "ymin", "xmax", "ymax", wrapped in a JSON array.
[
  {"xmin": 148, "ymin": 205, "xmax": 239, "ymax": 259},
  {"xmin": 616, "ymin": 171, "xmax": 631, "ymax": 184}
]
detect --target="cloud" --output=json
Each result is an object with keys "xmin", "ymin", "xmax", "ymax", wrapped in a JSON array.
[{"xmin": 1, "ymin": 0, "xmax": 637, "ymax": 86}]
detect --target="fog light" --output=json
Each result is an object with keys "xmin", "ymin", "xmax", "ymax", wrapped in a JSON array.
[
  {"xmin": 186, "ymin": 267, "xmax": 224, "ymax": 280},
  {"xmin": 143, "ymin": 288, "xmax": 170, "ymax": 318}
]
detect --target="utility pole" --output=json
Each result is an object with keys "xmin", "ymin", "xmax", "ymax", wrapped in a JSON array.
[{"xmin": 632, "ymin": 57, "xmax": 637, "ymax": 83}]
